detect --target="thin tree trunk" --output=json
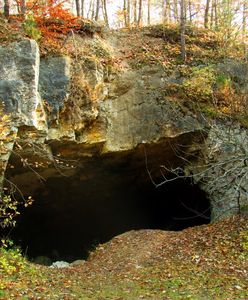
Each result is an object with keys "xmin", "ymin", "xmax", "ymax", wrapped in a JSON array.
[
  {"xmin": 91, "ymin": 0, "xmax": 95, "ymax": 20},
  {"xmin": 102, "ymin": 0, "xmax": 109, "ymax": 26},
  {"xmin": 188, "ymin": 0, "xmax": 193, "ymax": 23},
  {"xmin": 163, "ymin": 0, "xmax": 172, "ymax": 24},
  {"xmin": 133, "ymin": 0, "xmax": 137, "ymax": 25},
  {"xmin": 124, "ymin": 0, "xmax": 128, "ymax": 27},
  {"xmin": 147, "ymin": 0, "xmax": 151, "ymax": 25},
  {"xmin": 81, "ymin": 0, "xmax": 85, "ymax": 17},
  {"xmin": 87, "ymin": 0, "xmax": 94, "ymax": 19},
  {"xmin": 243, "ymin": 0, "xmax": 248, "ymax": 55},
  {"xmin": 204, "ymin": 0, "xmax": 211, "ymax": 28},
  {"xmin": 137, "ymin": 0, "xmax": 143, "ymax": 26},
  {"xmin": 75, "ymin": 0, "xmax": 80, "ymax": 17},
  {"xmin": 180, "ymin": 0, "xmax": 186, "ymax": 62},
  {"xmin": 214, "ymin": 0, "xmax": 218, "ymax": 29},
  {"xmin": 162, "ymin": 0, "xmax": 166, "ymax": 24},
  {"xmin": 243, "ymin": 1, "xmax": 247, "ymax": 35},
  {"xmin": 127, "ymin": 0, "xmax": 131, "ymax": 26},
  {"xmin": 4, "ymin": 0, "xmax": 10, "ymax": 18},
  {"xmin": 210, "ymin": 0, "xmax": 214, "ymax": 28},
  {"xmin": 95, "ymin": 0, "xmax": 100, "ymax": 21},
  {"xmin": 173, "ymin": 0, "xmax": 178, "ymax": 22},
  {"xmin": 167, "ymin": 0, "xmax": 172, "ymax": 23}
]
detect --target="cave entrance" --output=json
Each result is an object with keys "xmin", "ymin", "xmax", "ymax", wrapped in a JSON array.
[{"xmin": 9, "ymin": 168, "xmax": 210, "ymax": 263}]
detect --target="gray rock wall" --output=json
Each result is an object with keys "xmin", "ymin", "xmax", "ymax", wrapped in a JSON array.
[
  {"xmin": 0, "ymin": 40, "xmax": 41, "ymax": 127},
  {"xmin": 39, "ymin": 56, "xmax": 71, "ymax": 116},
  {"xmin": 192, "ymin": 123, "xmax": 248, "ymax": 220}
]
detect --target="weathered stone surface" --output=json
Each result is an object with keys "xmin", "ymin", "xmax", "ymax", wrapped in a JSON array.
[
  {"xmin": 218, "ymin": 60, "xmax": 248, "ymax": 87},
  {"xmin": 39, "ymin": 56, "xmax": 71, "ymax": 116},
  {"xmin": 101, "ymin": 69, "xmax": 202, "ymax": 152},
  {"xmin": 191, "ymin": 123, "xmax": 248, "ymax": 220},
  {"xmin": 1, "ymin": 37, "xmax": 247, "ymax": 224},
  {"xmin": 0, "ymin": 39, "xmax": 43, "ymax": 127}
]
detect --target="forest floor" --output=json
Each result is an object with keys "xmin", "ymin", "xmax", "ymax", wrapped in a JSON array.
[{"xmin": 0, "ymin": 215, "xmax": 247, "ymax": 299}]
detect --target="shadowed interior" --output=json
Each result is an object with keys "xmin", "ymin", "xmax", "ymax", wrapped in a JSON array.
[{"xmin": 9, "ymin": 168, "xmax": 210, "ymax": 262}]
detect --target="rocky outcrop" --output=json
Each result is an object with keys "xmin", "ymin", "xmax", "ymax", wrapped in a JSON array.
[
  {"xmin": 190, "ymin": 123, "xmax": 248, "ymax": 220},
  {"xmin": 39, "ymin": 56, "xmax": 71, "ymax": 116},
  {"xmin": 0, "ymin": 39, "xmax": 45, "ymax": 128},
  {"xmin": 0, "ymin": 40, "xmax": 47, "ymax": 188},
  {"xmin": 0, "ymin": 37, "xmax": 247, "ymax": 223}
]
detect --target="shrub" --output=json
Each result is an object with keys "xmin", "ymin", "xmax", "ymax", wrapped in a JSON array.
[
  {"xmin": 23, "ymin": 13, "xmax": 41, "ymax": 41},
  {"xmin": 182, "ymin": 66, "xmax": 216, "ymax": 102},
  {"xmin": 0, "ymin": 246, "xmax": 26, "ymax": 275}
]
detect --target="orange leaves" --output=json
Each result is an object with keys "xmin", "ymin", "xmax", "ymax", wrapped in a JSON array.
[{"xmin": 26, "ymin": 0, "xmax": 80, "ymax": 40}]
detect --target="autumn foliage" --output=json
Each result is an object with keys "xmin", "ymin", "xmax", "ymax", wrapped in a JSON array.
[{"xmin": 28, "ymin": 0, "xmax": 79, "ymax": 37}]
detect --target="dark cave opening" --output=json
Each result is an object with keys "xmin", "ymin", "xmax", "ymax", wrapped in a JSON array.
[{"xmin": 8, "ymin": 170, "xmax": 210, "ymax": 263}]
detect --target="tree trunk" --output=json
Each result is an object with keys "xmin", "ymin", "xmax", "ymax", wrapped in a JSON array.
[
  {"xmin": 167, "ymin": 0, "xmax": 172, "ymax": 23},
  {"xmin": 4, "ymin": 0, "xmax": 10, "ymax": 18},
  {"xmin": 127, "ymin": 0, "xmax": 131, "ymax": 26},
  {"xmin": 243, "ymin": 0, "xmax": 248, "ymax": 55},
  {"xmin": 210, "ymin": 0, "xmax": 214, "ymax": 28},
  {"xmin": 95, "ymin": 0, "xmax": 100, "ymax": 21},
  {"xmin": 124, "ymin": 0, "xmax": 128, "ymax": 27},
  {"xmin": 75, "ymin": 0, "xmax": 80, "ymax": 17},
  {"xmin": 147, "ymin": 0, "xmax": 151, "ymax": 25},
  {"xmin": 214, "ymin": 0, "xmax": 218, "ymax": 29},
  {"xmin": 133, "ymin": 0, "xmax": 137, "ymax": 25},
  {"xmin": 162, "ymin": 0, "xmax": 166, "ymax": 24},
  {"xmin": 87, "ymin": 0, "xmax": 94, "ymax": 19},
  {"xmin": 188, "ymin": 0, "xmax": 193, "ymax": 23},
  {"xmin": 204, "ymin": 0, "xmax": 211, "ymax": 28},
  {"xmin": 243, "ymin": 1, "xmax": 247, "ymax": 35},
  {"xmin": 137, "ymin": 0, "xmax": 142, "ymax": 26},
  {"xmin": 173, "ymin": 0, "xmax": 178, "ymax": 22},
  {"xmin": 91, "ymin": 0, "xmax": 95, "ymax": 20},
  {"xmin": 81, "ymin": 0, "xmax": 85, "ymax": 17},
  {"xmin": 102, "ymin": 0, "xmax": 109, "ymax": 26},
  {"xmin": 162, "ymin": 0, "xmax": 172, "ymax": 24},
  {"xmin": 180, "ymin": 0, "xmax": 186, "ymax": 62}
]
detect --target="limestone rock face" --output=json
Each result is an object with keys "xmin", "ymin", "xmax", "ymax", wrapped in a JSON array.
[
  {"xmin": 0, "ymin": 39, "xmax": 46, "ymax": 188},
  {"xmin": 0, "ymin": 38, "xmax": 247, "ymax": 222},
  {"xmin": 39, "ymin": 56, "xmax": 71, "ymax": 116},
  {"xmin": 192, "ymin": 123, "xmax": 248, "ymax": 220},
  {"xmin": 0, "ymin": 39, "xmax": 43, "ymax": 128},
  {"xmin": 101, "ymin": 69, "xmax": 201, "ymax": 152}
]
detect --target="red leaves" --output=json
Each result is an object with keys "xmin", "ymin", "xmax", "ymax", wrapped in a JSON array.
[{"xmin": 26, "ymin": 0, "xmax": 80, "ymax": 40}]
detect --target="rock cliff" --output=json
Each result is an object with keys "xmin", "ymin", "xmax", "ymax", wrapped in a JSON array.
[{"xmin": 0, "ymin": 34, "xmax": 247, "ymax": 228}]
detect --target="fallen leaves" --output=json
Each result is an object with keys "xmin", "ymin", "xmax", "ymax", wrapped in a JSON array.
[{"xmin": 0, "ymin": 215, "xmax": 247, "ymax": 299}]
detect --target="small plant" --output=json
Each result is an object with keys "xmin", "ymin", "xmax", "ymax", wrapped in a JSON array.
[
  {"xmin": 0, "ymin": 192, "xmax": 33, "ymax": 228},
  {"xmin": 182, "ymin": 66, "xmax": 216, "ymax": 102},
  {"xmin": 23, "ymin": 13, "xmax": 41, "ymax": 41},
  {"xmin": 216, "ymin": 73, "xmax": 231, "ymax": 88},
  {"xmin": 239, "ymin": 230, "xmax": 248, "ymax": 260},
  {"xmin": 0, "ymin": 246, "xmax": 26, "ymax": 275}
]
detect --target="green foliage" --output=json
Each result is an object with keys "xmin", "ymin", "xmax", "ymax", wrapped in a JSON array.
[
  {"xmin": 239, "ymin": 230, "xmax": 248, "ymax": 260},
  {"xmin": 200, "ymin": 104, "xmax": 221, "ymax": 118},
  {"xmin": 0, "ymin": 247, "xmax": 26, "ymax": 275},
  {"xmin": 0, "ymin": 194, "xmax": 19, "ymax": 228},
  {"xmin": 216, "ymin": 73, "xmax": 231, "ymax": 88},
  {"xmin": 0, "ymin": 192, "xmax": 33, "ymax": 229},
  {"xmin": 182, "ymin": 66, "xmax": 216, "ymax": 101},
  {"xmin": 23, "ymin": 13, "xmax": 41, "ymax": 41}
]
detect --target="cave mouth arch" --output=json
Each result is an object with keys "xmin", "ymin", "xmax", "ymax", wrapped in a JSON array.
[{"xmin": 9, "ymin": 170, "xmax": 210, "ymax": 263}]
